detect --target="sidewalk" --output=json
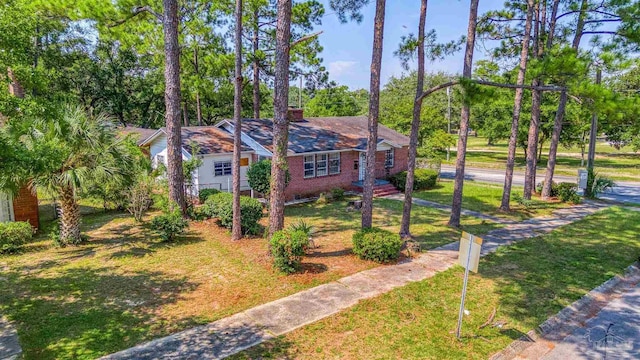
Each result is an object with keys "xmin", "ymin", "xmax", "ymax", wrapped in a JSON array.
[
  {"xmin": 492, "ymin": 263, "xmax": 640, "ymax": 360},
  {"xmin": 101, "ymin": 202, "xmax": 609, "ymax": 360}
]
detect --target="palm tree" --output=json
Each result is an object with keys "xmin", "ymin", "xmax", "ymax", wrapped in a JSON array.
[{"xmin": 24, "ymin": 106, "xmax": 136, "ymax": 245}]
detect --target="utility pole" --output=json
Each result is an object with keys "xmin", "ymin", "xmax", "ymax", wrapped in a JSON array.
[
  {"xmin": 299, "ymin": 75, "xmax": 303, "ymax": 108},
  {"xmin": 586, "ymin": 68, "xmax": 601, "ymax": 170},
  {"xmin": 447, "ymin": 86, "xmax": 452, "ymax": 161}
]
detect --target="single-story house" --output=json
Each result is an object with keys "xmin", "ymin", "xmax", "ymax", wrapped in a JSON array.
[
  {"xmin": 0, "ymin": 186, "xmax": 39, "ymax": 227},
  {"xmin": 135, "ymin": 109, "xmax": 410, "ymax": 201}
]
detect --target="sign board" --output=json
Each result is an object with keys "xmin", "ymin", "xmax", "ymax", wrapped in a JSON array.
[
  {"xmin": 458, "ymin": 232, "xmax": 483, "ymax": 273},
  {"xmin": 578, "ymin": 169, "xmax": 588, "ymax": 189}
]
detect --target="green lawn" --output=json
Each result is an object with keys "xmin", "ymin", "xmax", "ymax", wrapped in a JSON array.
[
  {"xmin": 414, "ymin": 179, "xmax": 568, "ymax": 221},
  {"xmin": 445, "ymin": 137, "xmax": 640, "ymax": 181},
  {"xmin": 0, "ymin": 198, "xmax": 501, "ymax": 360},
  {"xmin": 232, "ymin": 207, "xmax": 640, "ymax": 359}
]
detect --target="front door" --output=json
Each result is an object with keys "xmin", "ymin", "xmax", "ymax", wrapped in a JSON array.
[{"xmin": 358, "ymin": 152, "xmax": 366, "ymax": 181}]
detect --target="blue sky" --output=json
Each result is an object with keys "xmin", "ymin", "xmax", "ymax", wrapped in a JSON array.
[{"xmin": 316, "ymin": 0, "xmax": 507, "ymax": 89}]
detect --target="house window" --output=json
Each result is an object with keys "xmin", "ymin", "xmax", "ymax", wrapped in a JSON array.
[
  {"xmin": 385, "ymin": 149, "xmax": 394, "ymax": 168},
  {"xmin": 316, "ymin": 154, "xmax": 328, "ymax": 176},
  {"xmin": 214, "ymin": 161, "xmax": 232, "ymax": 176},
  {"xmin": 329, "ymin": 153, "xmax": 341, "ymax": 175},
  {"xmin": 155, "ymin": 155, "xmax": 165, "ymax": 168},
  {"xmin": 303, "ymin": 155, "xmax": 315, "ymax": 178}
]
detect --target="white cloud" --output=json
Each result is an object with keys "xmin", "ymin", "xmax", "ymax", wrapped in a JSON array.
[{"xmin": 328, "ymin": 60, "xmax": 358, "ymax": 77}]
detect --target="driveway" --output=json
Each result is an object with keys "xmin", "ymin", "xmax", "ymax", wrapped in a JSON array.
[{"xmin": 440, "ymin": 165, "xmax": 640, "ymax": 205}]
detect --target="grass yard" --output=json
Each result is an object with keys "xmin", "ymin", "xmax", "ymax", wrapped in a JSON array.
[
  {"xmin": 232, "ymin": 207, "xmax": 640, "ymax": 359},
  {"xmin": 445, "ymin": 137, "xmax": 640, "ymax": 181},
  {"xmin": 414, "ymin": 179, "xmax": 568, "ymax": 221},
  {"xmin": 0, "ymin": 198, "xmax": 500, "ymax": 360}
]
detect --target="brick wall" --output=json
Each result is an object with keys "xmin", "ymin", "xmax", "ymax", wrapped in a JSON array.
[
  {"xmin": 12, "ymin": 185, "xmax": 39, "ymax": 228},
  {"xmin": 283, "ymin": 146, "xmax": 409, "ymax": 200}
]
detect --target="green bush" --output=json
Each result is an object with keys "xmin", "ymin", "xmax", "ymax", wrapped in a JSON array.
[
  {"xmin": 352, "ymin": 227, "xmax": 403, "ymax": 263},
  {"xmin": 203, "ymin": 192, "xmax": 264, "ymax": 235},
  {"xmin": 0, "ymin": 222, "xmax": 33, "ymax": 254},
  {"xmin": 270, "ymin": 230, "xmax": 309, "ymax": 274},
  {"xmin": 246, "ymin": 160, "xmax": 290, "ymax": 195},
  {"xmin": 331, "ymin": 187, "xmax": 345, "ymax": 201},
  {"xmin": 536, "ymin": 181, "xmax": 559, "ymax": 197},
  {"xmin": 150, "ymin": 209, "xmax": 189, "ymax": 241},
  {"xmin": 389, "ymin": 169, "xmax": 438, "ymax": 192},
  {"xmin": 557, "ymin": 182, "xmax": 579, "ymax": 203},
  {"xmin": 198, "ymin": 188, "xmax": 220, "ymax": 203},
  {"xmin": 586, "ymin": 168, "xmax": 616, "ymax": 199}
]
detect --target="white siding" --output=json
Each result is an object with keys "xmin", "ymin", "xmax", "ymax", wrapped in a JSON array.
[
  {"xmin": 0, "ymin": 193, "xmax": 14, "ymax": 222},
  {"xmin": 197, "ymin": 153, "xmax": 252, "ymax": 192}
]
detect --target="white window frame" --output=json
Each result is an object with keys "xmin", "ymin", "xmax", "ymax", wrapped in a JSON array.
[
  {"xmin": 214, "ymin": 161, "xmax": 232, "ymax": 176},
  {"xmin": 329, "ymin": 152, "xmax": 341, "ymax": 175},
  {"xmin": 385, "ymin": 149, "xmax": 394, "ymax": 168},
  {"xmin": 303, "ymin": 155, "xmax": 315, "ymax": 178},
  {"xmin": 316, "ymin": 154, "xmax": 328, "ymax": 177}
]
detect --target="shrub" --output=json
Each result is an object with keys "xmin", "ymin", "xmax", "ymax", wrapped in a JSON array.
[
  {"xmin": 198, "ymin": 188, "xmax": 220, "ymax": 203},
  {"xmin": 287, "ymin": 219, "xmax": 316, "ymax": 237},
  {"xmin": 0, "ymin": 222, "xmax": 33, "ymax": 254},
  {"xmin": 150, "ymin": 208, "xmax": 189, "ymax": 242},
  {"xmin": 352, "ymin": 227, "xmax": 402, "ymax": 263},
  {"xmin": 203, "ymin": 192, "xmax": 264, "ymax": 235},
  {"xmin": 536, "ymin": 181, "xmax": 559, "ymax": 197},
  {"xmin": 126, "ymin": 177, "xmax": 154, "ymax": 222},
  {"xmin": 586, "ymin": 168, "xmax": 616, "ymax": 199},
  {"xmin": 316, "ymin": 192, "xmax": 328, "ymax": 204},
  {"xmin": 331, "ymin": 187, "xmax": 345, "ymax": 201},
  {"xmin": 557, "ymin": 182, "xmax": 578, "ymax": 203},
  {"xmin": 270, "ymin": 230, "xmax": 309, "ymax": 274},
  {"xmin": 246, "ymin": 160, "xmax": 290, "ymax": 196},
  {"xmin": 389, "ymin": 169, "xmax": 438, "ymax": 192}
]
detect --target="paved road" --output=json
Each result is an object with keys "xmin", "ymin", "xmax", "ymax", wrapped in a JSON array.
[
  {"xmin": 541, "ymin": 283, "xmax": 640, "ymax": 359},
  {"xmin": 440, "ymin": 165, "xmax": 640, "ymax": 205}
]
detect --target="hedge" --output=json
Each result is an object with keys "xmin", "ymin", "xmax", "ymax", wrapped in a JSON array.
[
  {"xmin": 0, "ymin": 221, "xmax": 34, "ymax": 254},
  {"xmin": 389, "ymin": 169, "xmax": 438, "ymax": 192},
  {"xmin": 352, "ymin": 227, "xmax": 402, "ymax": 263},
  {"xmin": 203, "ymin": 193, "xmax": 264, "ymax": 235}
]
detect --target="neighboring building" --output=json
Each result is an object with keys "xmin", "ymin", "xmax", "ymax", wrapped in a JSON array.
[
  {"xmin": 138, "ymin": 109, "xmax": 410, "ymax": 201},
  {"xmin": 0, "ymin": 186, "xmax": 39, "ymax": 227}
]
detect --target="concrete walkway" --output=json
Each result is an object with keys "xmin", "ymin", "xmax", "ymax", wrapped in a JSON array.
[
  {"xmin": 383, "ymin": 193, "xmax": 515, "ymax": 224},
  {"xmin": 101, "ymin": 202, "xmax": 608, "ymax": 360},
  {"xmin": 0, "ymin": 317, "xmax": 21, "ymax": 360},
  {"xmin": 493, "ymin": 263, "xmax": 640, "ymax": 360}
]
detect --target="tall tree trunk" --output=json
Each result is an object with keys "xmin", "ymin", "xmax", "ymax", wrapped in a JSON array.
[
  {"xmin": 232, "ymin": 0, "xmax": 244, "ymax": 241},
  {"xmin": 163, "ymin": 0, "xmax": 186, "ymax": 213},
  {"xmin": 58, "ymin": 184, "xmax": 82, "ymax": 245},
  {"xmin": 542, "ymin": 0, "xmax": 587, "ymax": 199},
  {"xmin": 586, "ymin": 68, "xmax": 601, "ymax": 172},
  {"xmin": 448, "ymin": 0, "xmax": 479, "ymax": 228},
  {"xmin": 400, "ymin": 0, "xmax": 427, "ymax": 238},
  {"xmin": 501, "ymin": 0, "xmax": 535, "ymax": 211},
  {"xmin": 194, "ymin": 46, "xmax": 203, "ymax": 126},
  {"xmin": 253, "ymin": 7, "xmax": 261, "ymax": 119},
  {"xmin": 361, "ymin": 0, "xmax": 386, "ymax": 229},
  {"xmin": 268, "ymin": 0, "xmax": 293, "ymax": 235},
  {"xmin": 523, "ymin": 0, "xmax": 546, "ymax": 200}
]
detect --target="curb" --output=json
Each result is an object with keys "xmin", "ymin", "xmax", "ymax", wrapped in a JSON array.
[{"xmin": 490, "ymin": 262, "xmax": 640, "ymax": 360}]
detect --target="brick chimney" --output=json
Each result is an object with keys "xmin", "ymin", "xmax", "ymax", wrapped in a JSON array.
[{"xmin": 287, "ymin": 108, "xmax": 304, "ymax": 122}]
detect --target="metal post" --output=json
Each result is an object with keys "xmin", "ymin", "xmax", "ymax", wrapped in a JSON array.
[
  {"xmin": 447, "ymin": 87, "xmax": 452, "ymax": 161},
  {"xmin": 456, "ymin": 235, "xmax": 473, "ymax": 339},
  {"xmin": 586, "ymin": 68, "xmax": 601, "ymax": 170}
]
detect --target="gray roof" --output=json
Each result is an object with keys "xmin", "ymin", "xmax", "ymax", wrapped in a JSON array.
[{"xmin": 236, "ymin": 116, "xmax": 410, "ymax": 154}]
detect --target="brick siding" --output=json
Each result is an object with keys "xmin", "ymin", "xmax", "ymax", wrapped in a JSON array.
[
  {"xmin": 12, "ymin": 185, "xmax": 39, "ymax": 228},
  {"xmin": 283, "ymin": 146, "xmax": 409, "ymax": 201}
]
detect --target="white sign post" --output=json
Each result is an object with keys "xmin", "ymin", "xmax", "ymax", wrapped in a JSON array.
[{"xmin": 456, "ymin": 231, "xmax": 483, "ymax": 339}]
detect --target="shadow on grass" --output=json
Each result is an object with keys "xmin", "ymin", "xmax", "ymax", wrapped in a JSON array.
[
  {"xmin": 0, "ymin": 265, "xmax": 200, "ymax": 360},
  {"xmin": 227, "ymin": 336, "xmax": 297, "ymax": 360},
  {"xmin": 479, "ymin": 208, "xmax": 640, "ymax": 331}
]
